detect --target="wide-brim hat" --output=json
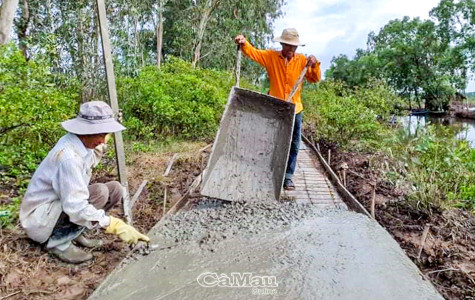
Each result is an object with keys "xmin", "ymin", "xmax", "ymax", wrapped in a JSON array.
[
  {"xmin": 273, "ymin": 28, "xmax": 305, "ymax": 46},
  {"xmin": 62, "ymin": 101, "xmax": 126, "ymax": 135}
]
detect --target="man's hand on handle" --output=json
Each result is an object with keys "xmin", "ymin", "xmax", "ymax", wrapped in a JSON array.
[
  {"xmin": 307, "ymin": 55, "xmax": 318, "ymax": 67},
  {"xmin": 234, "ymin": 34, "xmax": 246, "ymax": 45}
]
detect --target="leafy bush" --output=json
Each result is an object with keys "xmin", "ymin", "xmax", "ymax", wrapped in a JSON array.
[
  {"xmin": 303, "ymin": 80, "xmax": 400, "ymax": 149},
  {"xmin": 118, "ymin": 57, "xmax": 254, "ymax": 140},
  {"xmin": 385, "ymin": 125, "xmax": 474, "ymax": 211},
  {"xmin": 0, "ymin": 45, "xmax": 79, "ymax": 177}
]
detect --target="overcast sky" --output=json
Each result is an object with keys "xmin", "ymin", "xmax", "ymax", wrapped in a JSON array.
[{"xmin": 272, "ymin": 0, "xmax": 475, "ymax": 91}]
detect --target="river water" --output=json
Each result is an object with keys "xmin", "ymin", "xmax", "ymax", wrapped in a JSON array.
[{"xmin": 401, "ymin": 115, "xmax": 475, "ymax": 148}]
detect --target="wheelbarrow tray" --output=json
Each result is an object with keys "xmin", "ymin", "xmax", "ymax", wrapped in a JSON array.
[{"xmin": 201, "ymin": 86, "xmax": 295, "ymax": 202}]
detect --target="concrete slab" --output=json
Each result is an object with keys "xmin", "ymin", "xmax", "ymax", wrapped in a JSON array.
[{"xmin": 91, "ymin": 204, "xmax": 443, "ymax": 300}]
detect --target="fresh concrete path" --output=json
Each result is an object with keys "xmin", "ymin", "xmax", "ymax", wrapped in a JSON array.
[
  {"xmin": 90, "ymin": 209, "xmax": 442, "ymax": 300},
  {"xmin": 90, "ymin": 147, "xmax": 443, "ymax": 300}
]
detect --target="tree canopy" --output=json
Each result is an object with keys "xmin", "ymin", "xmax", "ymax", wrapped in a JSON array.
[
  {"xmin": 0, "ymin": 0, "xmax": 284, "ymax": 101},
  {"xmin": 326, "ymin": 0, "xmax": 475, "ymax": 110}
]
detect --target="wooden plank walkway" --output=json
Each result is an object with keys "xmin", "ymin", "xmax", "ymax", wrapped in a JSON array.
[{"xmin": 283, "ymin": 145, "xmax": 347, "ymax": 209}]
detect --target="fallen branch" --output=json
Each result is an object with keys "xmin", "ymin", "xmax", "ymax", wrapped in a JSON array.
[
  {"xmin": 425, "ymin": 267, "xmax": 460, "ymax": 276},
  {"xmin": 0, "ymin": 123, "xmax": 30, "ymax": 135},
  {"xmin": 0, "ymin": 291, "xmax": 20, "ymax": 300},
  {"xmin": 348, "ymin": 170, "xmax": 366, "ymax": 180}
]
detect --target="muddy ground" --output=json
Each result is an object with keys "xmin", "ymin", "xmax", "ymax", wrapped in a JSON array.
[
  {"xmin": 0, "ymin": 145, "xmax": 206, "ymax": 300},
  {"xmin": 316, "ymin": 138, "xmax": 475, "ymax": 300}
]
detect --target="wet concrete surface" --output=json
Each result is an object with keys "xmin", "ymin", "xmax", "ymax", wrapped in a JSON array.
[
  {"xmin": 201, "ymin": 88, "xmax": 295, "ymax": 202},
  {"xmin": 90, "ymin": 200, "xmax": 443, "ymax": 300}
]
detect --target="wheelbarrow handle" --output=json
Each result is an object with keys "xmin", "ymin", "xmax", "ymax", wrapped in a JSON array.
[
  {"xmin": 235, "ymin": 44, "xmax": 242, "ymax": 88},
  {"xmin": 286, "ymin": 63, "xmax": 310, "ymax": 103}
]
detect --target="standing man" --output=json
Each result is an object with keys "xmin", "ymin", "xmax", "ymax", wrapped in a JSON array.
[
  {"xmin": 234, "ymin": 28, "xmax": 321, "ymax": 190},
  {"xmin": 20, "ymin": 101, "xmax": 149, "ymax": 264}
]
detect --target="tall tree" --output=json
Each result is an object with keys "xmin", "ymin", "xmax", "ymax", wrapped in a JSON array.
[
  {"xmin": 14, "ymin": 0, "xmax": 29, "ymax": 58},
  {"xmin": 191, "ymin": 0, "xmax": 221, "ymax": 67},
  {"xmin": 328, "ymin": 16, "xmax": 464, "ymax": 110},
  {"xmin": 0, "ymin": 0, "xmax": 19, "ymax": 45},
  {"xmin": 430, "ymin": 0, "xmax": 475, "ymax": 72}
]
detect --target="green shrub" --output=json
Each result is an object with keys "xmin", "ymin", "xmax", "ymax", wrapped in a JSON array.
[
  {"xmin": 0, "ymin": 45, "xmax": 79, "ymax": 177},
  {"xmin": 118, "ymin": 57, "xmax": 255, "ymax": 140},
  {"xmin": 303, "ymin": 80, "xmax": 397, "ymax": 149},
  {"xmin": 386, "ymin": 125, "xmax": 474, "ymax": 211}
]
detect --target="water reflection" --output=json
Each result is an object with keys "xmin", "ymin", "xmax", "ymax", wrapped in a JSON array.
[{"xmin": 400, "ymin": 115, "xmax": 475, "ymax": 148}]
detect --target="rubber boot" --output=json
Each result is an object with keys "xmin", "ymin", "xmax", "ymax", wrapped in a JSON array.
[
  {"xmin": 74, "ymin": 235, "xmax": 104, "ymax": 248},
  {"xmin": 49, "ymin": 244, "xmax": 93, "ymax": 264},
  {"xmin": 283, "ymin": 178, "xmax": 295, "ymax": 190}
]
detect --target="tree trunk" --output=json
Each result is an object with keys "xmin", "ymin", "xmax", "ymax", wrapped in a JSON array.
[
  {"xmin": 16, "ymin": 0, "xmax": 30, "ymax": 59},
  {"xmin": 156, "ymin": 0, "xmax": 164, "ymax": 68},
  {"xmin": 0, "ymin": 0, "xmax": 20, "ymax": 45},
  {"xmin": 191, "ymin": 0, "xmax": 219, "ymax": 68}
]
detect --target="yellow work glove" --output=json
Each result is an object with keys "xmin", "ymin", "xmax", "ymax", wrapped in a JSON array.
[{"xmin": 105, "ymin": 216, "xmax": 150, "ymax": 244}]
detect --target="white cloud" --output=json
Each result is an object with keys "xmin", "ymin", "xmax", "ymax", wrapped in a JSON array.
[{"xmin": 270, "ymin": 0, "xmax": 475, "ymax": 91}]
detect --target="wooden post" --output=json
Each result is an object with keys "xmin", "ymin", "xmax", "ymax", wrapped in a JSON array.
[
  {"xmin": 162, "ymin": 187, "xmax": 167, "ymax": 215},
  {"xmin": 370, "ymin": 182, "xmax": 376, "ymax": 219},
  {"xmin": 163, "ymin": 154, "xmax": 178, "ymax": 176},
  {"xmin": 96, "ymin": 0, "xmax": 132, "ymax": 223},
  {"xmin": 327, "ymin": 149, "xmax": 331, "ymax": 165},
  {"xmin": 417, "ymin": 224, "xmax": 431, "ymax": 261},
  {"xmin": 235, "ymin": 45, "xmax": 241, "ymax": 87}
]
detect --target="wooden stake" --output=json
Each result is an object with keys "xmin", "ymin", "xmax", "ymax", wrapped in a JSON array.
[
  {"xmin": 327, "ymin": 149, "xmax": 331, "ymax": 165},
  {"xmin": 199, "ymin": 143, "xmax": 212, "ymax": 153},
  {"xmin": 370, "ymin": 182, "xmax": 376, "ymax": 219},
  {"xmin": 164, "ymin": 153, "xmax": 178, "ymax": 176},
  {"xmin": 167, "ymin": 174, "xmax": 202, "ymax": 215},
  {"xmin": 96, "ymin": 0, "xmax": 132, "ymax": 223},
  {"xmin": 130, "ymin": 180, "xmax": 148, "ymax": 209},
  {"xmin": 417, "ymin": 224, "xmax": 431, "ymax": 261},
  {"xmin": 162, "ymin": 187, "xmax": 167, "ymax": 215}
]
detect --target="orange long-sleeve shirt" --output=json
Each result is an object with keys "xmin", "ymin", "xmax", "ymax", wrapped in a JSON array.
[{"xmin": 241, "ymin": 40, "xmax": 321, "ymax": 114}]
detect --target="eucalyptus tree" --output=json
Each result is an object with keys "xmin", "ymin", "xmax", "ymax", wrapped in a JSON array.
[{"xmin": 0, "ymin": 0, "xmax": 19, "ymax": 45}]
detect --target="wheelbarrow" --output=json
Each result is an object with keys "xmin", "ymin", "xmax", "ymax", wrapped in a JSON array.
[{"xmin": 201, "ymin": 46, "xmax": 309, "ymax": 202}]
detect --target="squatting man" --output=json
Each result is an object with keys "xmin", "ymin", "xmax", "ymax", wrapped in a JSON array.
[{"xmin": 20, "ymin": 101, "xmax": 149, "ymax": 264}]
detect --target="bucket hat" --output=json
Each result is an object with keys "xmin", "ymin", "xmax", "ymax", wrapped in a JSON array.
[
  {"xmin": 62, "ymin": 101, "xmax": 126, "ymax": 135},
  {"xmin": 273, "ymin": 28, "xmax": 305, "ymax": 46}
]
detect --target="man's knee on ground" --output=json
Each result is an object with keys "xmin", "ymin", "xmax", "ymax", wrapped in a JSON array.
[
  {"xmin": 89, "ymin": 183, "xmax": 109, "ymax": 209},
  {"xmin": 105, "ymin": 181, "xmax": 123, "ymax": 207}
]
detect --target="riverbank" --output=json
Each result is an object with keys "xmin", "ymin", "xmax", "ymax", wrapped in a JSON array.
[
  {"xmin": 314, "ymin": 138, "xmax": 474, "ymax": 299},
  {"xmin": 452, "ymin": 101, "xmax": 475, "ymax": 120}
]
